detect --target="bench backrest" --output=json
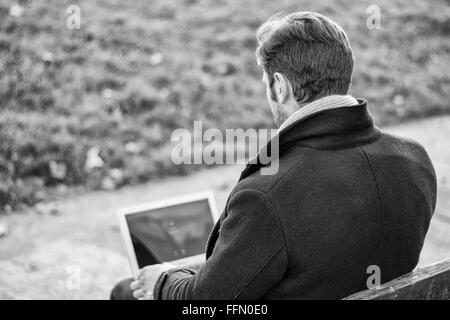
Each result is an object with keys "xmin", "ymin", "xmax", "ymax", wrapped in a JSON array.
[{"xmin": 344, "ymin": 259, "xmax": 450, "ymax": 300}]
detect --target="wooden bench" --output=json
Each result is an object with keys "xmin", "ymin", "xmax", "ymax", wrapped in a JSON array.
[
  {"xmin": 344, "ymin": 259, "xmax": 450, "ymax": 300},
  {"xmin": 173, "ymin": 257, "xmax": 450, "ymax": 299}
]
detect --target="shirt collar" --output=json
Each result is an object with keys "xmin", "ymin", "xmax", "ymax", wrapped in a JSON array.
[
  {"xmin": 247, "ymin": 95, "xmax": 361, "ymax": 166},
  {"xmin": 278, "ymin": 95, "xmax": 359, "ymax": 133}
]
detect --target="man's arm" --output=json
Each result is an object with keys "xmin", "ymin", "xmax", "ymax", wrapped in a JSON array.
[{"xmin": 153, "ymin": 188, "xmax": 288, "ymax": 300}]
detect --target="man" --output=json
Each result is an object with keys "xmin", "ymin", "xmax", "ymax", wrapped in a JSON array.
[{"xmin": 112, "ymin": 11, "xmax": 436, "ymax": 300}]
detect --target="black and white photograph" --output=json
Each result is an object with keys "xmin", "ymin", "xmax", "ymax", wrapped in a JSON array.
[{"xmin": 0, "ymin": 0, "xmax": 449, "ymax": 306}]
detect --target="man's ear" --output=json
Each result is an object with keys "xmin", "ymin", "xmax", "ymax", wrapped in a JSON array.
[{"xmin": 273, "ymin": 72, "xmax": 292, "ymax": 104}]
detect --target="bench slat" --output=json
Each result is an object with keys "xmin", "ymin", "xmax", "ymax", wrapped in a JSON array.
[{"xmin": 344, "ymin": 259, "xmax": 450, "ymax": 300}]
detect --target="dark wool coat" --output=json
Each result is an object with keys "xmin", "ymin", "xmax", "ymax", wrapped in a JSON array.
[{"xmin": 154, "ymin": 99, "xmax": 437, "ymax": 299}]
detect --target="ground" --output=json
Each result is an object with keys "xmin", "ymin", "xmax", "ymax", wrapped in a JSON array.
[
  {"xmin": 0, "ymin": 116, "xmax": 449, "ymax": 299},
  {"xmin": 2, "ymin": 0, "xmax": 450, "ymax": 211}
]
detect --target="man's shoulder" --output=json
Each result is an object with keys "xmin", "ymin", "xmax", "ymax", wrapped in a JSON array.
[
  {"xmin": 231, "ymin": 146, "xmax": 311, "ymax": 197},
  {"xmin": 379, "ymin": 131, "xmax": 426, "ymax": 150},
  {"xmin": 373, "ymin": 131, "xmax": 433, "ymax": 165}
]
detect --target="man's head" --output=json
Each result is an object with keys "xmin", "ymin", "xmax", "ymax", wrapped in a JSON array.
[{"xmin": 256, "ymin": 12, "xmax": 354, "ymax": 126}]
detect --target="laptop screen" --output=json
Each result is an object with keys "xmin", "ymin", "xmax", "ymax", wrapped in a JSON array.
[{"xmin": 125, "ymin": 199, "xmax": 215, "ymax": 268}]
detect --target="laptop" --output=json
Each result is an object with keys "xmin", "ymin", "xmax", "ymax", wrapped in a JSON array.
[{"xmin": 117, "ymin": 191, "xmax": 219, "ymax": 277}]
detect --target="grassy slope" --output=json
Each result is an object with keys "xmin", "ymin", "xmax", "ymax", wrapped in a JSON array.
[{"xmin": 0, "ymin": 0, "xmax": 449, "ymax": 211}]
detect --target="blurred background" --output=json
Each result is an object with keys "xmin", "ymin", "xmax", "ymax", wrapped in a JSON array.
[{"xmin": 0, "ymin": 0, "xmax": 449, "ymax": 299}]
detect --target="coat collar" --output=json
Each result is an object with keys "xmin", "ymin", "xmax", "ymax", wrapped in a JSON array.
[{"xmin": 239, "ymin": 99, "xmax": 381, "ymax": 181}]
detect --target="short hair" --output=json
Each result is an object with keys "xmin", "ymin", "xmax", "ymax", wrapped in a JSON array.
[{"xmin": 256, "ymin": 12, "xmax": 354, "ymax": 104}]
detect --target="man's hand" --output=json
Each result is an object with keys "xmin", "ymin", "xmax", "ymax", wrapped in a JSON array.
[{"xmin": 130, "ymin": 263, "xmax": 176, "ymax": 300}]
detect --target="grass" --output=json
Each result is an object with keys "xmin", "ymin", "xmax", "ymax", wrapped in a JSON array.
[{"xmin": 0, "ymin": 0, "xmax": 449, "ymax": 211}]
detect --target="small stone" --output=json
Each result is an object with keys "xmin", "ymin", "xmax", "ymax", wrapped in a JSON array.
[
  {"xmin": 393, "ymin": 94, "xmax": 404, "ymax": 106},
  {"xmin": 150, "ymin": 52, "xmax": 163, "ymax": 65},
  {"xmin": 102, "ymin": 88, "xmax": 113, "ymax": 99},
  {"xmin": 216, "ymin": 62, "xmax": 236, "ymax": 76},
  {"xmin": 218, "ymin": 181, "xmax": 232, "ymax": 191},
  {"xmin": 26, "ymin": 263, "xmax": 39, "ymax": 272},
  {"xmin": 35, "ymin": 203, "xmax": 61, "ymax": 216},
  {"xmin": 110, "ymin": 168, "xmax": 124, "ymax": 182},
  {"xmin": 41, "ymin": 51, "xmax": 54, "ymax": 63},
  {"xmin": 57, "ymin": 184, "xmax": 69, "ymax": 194},
  {"xmin": 49, "ymin": 207, "xmax": 61, "ymax": 216},
  {"xmin": 85, "ymin": 147, "xmax": 104, "ymax": 171},
  {"xmin": 3, "ymin": 205, "xmax": 12, "ymax": 214},
  {"xmin": 0, "ymin": 222, "xmax": 9, "ymax": 238},
  {"xmin": 101, "ymin": 177, "xmax": 116, "ymax": 190},
  {"xmin": 34, "ymin": 190, "xmax": 46, "ymax": 201},
  {"xmin": 49, "ymin": 160, "xmax": 67, "ymax": 180},
  {"xmin": 9, "ymin": 4, "xmax": 23, "ymax": 18},
  {"xmin": 125, "ymin": 142, "xmax": 142, "ymax": 154}
]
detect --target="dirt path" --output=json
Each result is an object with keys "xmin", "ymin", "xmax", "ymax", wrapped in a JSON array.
[{"xmin": 0, "ymin": 116, "xmax": 449, "ymax": 299}]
